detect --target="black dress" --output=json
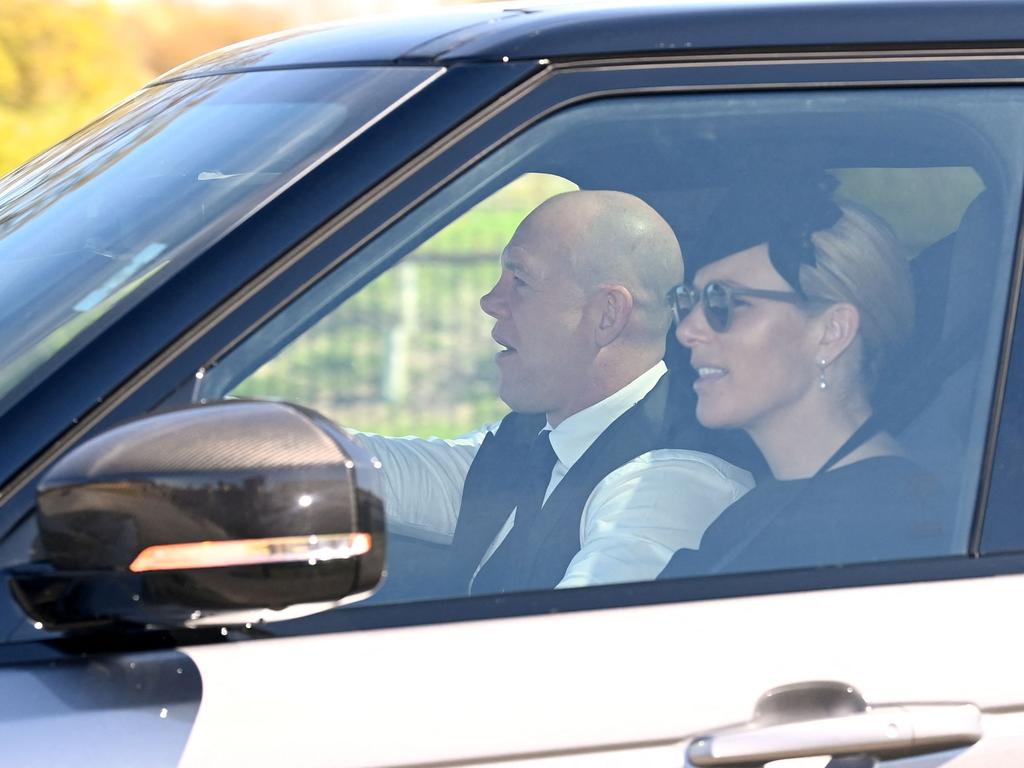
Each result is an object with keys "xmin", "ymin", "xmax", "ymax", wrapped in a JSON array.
[{"xmin": 659, "ymin": 456, "xmax": 951, "ymax": 579}]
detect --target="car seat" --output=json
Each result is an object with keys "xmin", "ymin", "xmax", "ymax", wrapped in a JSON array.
[{"xmin": 885, "ymin": 188, "xmax": 1016, "ymax": 548}]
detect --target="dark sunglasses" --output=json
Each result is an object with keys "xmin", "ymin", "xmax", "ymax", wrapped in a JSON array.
[{"xmin": 668, "ymin": 281, "xmax": 829, "ymax": 332}]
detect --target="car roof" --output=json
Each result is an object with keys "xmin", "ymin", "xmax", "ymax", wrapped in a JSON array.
[{"xmin": 158, "ymin": 0, "xmax": 1024, "ymax": 81}]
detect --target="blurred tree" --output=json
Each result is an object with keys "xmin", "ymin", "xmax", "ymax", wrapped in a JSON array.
[
  {"xmin": 0, "ymin": 0, "xmax": 291, "ymax": 175},
  {"xmin": 124, "ymin": 1, "xmax": 289, "ymax": 77},
  {"xmin": 0, "ymin": 0, "xmax": 146, "ymax": 110},
  {"xmin": 0, "ymin": 0, "xmax": 148, "ymax": 173}
]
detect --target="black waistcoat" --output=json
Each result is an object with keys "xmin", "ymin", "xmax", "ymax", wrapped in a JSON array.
[{"xmin": 447, "ymin": 370, "xmax": 709, "ymax": 594}]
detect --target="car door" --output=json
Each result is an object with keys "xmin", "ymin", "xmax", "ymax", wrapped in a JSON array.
[{"xmin": 5, "ymin": 45, "xmax": 1024, "ymax": 768}]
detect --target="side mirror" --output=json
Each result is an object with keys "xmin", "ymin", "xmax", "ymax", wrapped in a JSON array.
[{"xmin": 12, "ymin": 400, "xmax": 386, "ymax": 630}]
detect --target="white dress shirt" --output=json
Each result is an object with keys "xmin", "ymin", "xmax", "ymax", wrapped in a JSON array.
[{"xmin": 354, "ymin": 362, "xmax": 753, "ymax": 590}]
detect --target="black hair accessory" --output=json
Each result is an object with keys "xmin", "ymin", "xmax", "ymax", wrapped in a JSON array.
[{"xmin": 690, "ymin": 171, "xmax": 843, "ymax": 296}]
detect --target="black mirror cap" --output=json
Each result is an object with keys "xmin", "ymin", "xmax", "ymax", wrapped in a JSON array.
[{"xmin": 13, "ymin": 400, "xmax": 386, "ymax": 630}]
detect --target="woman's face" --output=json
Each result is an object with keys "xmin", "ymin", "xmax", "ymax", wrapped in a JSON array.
[{"xmin": 675, "ymin": 243, "xmax": 825, "ymax": 435}]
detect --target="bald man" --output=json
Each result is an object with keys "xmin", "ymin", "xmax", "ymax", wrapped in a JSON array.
[{"xmin": 357, "ymin": 191, "xmax": 751, "ymax": 596}]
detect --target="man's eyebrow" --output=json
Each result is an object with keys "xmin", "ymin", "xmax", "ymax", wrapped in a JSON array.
[{"xmin": 500, "ymin": 251, "xmax": 529, "ymax": 275}]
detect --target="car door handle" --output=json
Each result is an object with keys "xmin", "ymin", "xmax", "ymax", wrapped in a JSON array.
[{"xmin": 686, "ymin": 681, "xmax": 982, "ymax": 767}]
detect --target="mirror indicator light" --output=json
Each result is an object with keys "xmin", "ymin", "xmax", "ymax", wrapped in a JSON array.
[{"xmin": 129, "ymin": 533, "xmax": 372, "ymax": 572}]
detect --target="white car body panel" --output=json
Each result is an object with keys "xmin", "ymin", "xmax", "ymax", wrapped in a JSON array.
[{"xmin": 179, "ymin": 573, "xmax": 1024, "ymax": 767}]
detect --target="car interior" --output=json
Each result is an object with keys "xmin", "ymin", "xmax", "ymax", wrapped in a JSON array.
[{"xmin": 196, "ymin": 86, "xmax": 1024, "ymax": 601}]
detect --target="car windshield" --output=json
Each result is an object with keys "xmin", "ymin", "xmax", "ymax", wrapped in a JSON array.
[{"xmin": 0, "ymin": 65, "xmax": 439, "ymax": 418}]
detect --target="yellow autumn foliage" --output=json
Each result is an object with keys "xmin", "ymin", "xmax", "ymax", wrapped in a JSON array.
[{"xmin": 0, "ymin": 0, "xmax": 290, "ymax": 175}]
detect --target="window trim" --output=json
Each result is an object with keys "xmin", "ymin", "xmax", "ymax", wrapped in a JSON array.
[
  {"xmin": 4, "ymin": 552, "xmax": 1023, "ymax": 661},
  {"xmin": 971, "ymin": 192, "xmax": 1024, "ymax": 554}
]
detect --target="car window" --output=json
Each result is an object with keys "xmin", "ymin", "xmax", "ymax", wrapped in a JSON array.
[
  {"xmin": 0, "ymin": 66, "xmax": 439, "ymax": 420},
  {"xmin": 197, "ymin": 86, "xmax": 1024, "ymax": 605}
]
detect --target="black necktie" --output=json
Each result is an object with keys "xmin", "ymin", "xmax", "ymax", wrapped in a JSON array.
[
  {"xmin": 470, "ymin": 429, "xmax": 558, "ymax": 594},
  {"xmin": 512, "ymin": 429, "xmax": 558, "ymax": 525}
]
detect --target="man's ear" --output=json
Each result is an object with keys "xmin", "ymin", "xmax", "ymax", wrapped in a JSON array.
[
  {"xmin": 594, "ymin": 285, "xmax": 634, "ymax": 347},
  {"xmin": 817, "ymin": 302, "xmax": 860, "ymax": 363}
]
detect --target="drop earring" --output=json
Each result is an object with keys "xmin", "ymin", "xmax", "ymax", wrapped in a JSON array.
[{"xmin": 818, "ymin": 359, "xmax": 828, "ymax": 390}]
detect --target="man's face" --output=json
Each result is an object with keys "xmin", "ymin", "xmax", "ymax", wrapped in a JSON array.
[{"xmin": 480, "ymin": 211, "xmax": 596, "ymax": 424}]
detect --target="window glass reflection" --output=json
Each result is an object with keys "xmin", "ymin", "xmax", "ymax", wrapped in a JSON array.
[{"xmin": 0, "ymin": 66, "xmax": 438, "ymax": 415}]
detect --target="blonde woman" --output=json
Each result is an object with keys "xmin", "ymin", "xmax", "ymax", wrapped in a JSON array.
[{"xmin": 660, "ymin": 175, "xmax": 948, "ymax": 579}]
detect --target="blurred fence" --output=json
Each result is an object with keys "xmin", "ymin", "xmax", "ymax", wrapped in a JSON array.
[{"xmin": 233, "ymin": 249, "xmax": 507, "ymax": 438}]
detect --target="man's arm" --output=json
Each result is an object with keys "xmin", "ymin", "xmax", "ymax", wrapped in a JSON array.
[
  {"xmin": 352, "ymin": 429, "xmax": 489, "ymax": 544},
  {"xmin": 556, "ymin": 450, "xmax": 753, "ymax": 588}
]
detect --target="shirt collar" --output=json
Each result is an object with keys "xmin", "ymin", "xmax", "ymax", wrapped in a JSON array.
[{"xmin": 545, "ymin": 360, "xmax": 667, "ymax": 470}]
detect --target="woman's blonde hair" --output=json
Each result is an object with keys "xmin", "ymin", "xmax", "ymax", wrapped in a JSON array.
[{"xmin": 799, "ymin": 204, "xmax": 914, "ymax": 391}]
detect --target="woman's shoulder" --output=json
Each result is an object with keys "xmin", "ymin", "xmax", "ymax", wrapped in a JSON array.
[{"xmin": 819, "ymin": 454, "xmax": 941, "ymax": 496}]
